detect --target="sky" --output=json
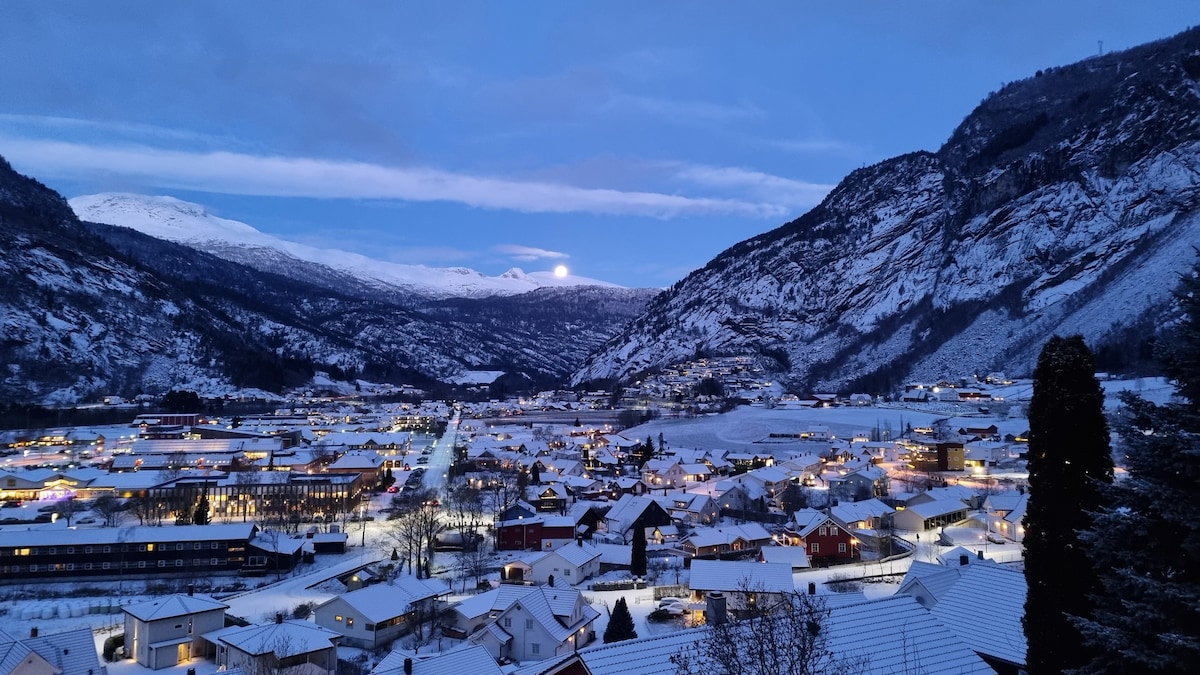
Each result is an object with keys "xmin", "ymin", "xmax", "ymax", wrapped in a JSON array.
[{"xmin": 1, "ymin": 3, "xmax": 1198, "ymax": 289}]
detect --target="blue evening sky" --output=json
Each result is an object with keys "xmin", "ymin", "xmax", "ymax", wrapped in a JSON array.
[{"xmin": 1, "ymin": 2, "xmax": 1197, "ymax": 288}]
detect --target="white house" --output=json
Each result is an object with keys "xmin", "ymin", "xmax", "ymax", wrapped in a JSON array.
[
  {"xmin": 314, "ymin": 576, "xmax": 451, "ymax": 649},
  {"xmin": 466, "ymin": 586, "xmax": 600, "ymax": 663},
  {"xmin": 122, "ymin": 592, "xmax": 228, "ymax": 670},
  {"xmin": 528, "ymin": 541, "xmax": 602, "ymax": 585}
]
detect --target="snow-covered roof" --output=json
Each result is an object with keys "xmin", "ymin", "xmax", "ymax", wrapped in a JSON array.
[
  {"xmin": 906, "ymin": 498, "xmax": 971, "ymax": 519},
  {"xmin": 123, "ymin": 593, "xmax": 228, "ymax": 621},
  {"xmin": 372, "ymin": 644, "xmax": 504, "ymax": 675},
  {"xmin": 758, "ymin": 545, "xmax": 811, "ymax": 568},
  {"xmin": 326, "ymin": 450, "xmax": 385, "ymax": 470},
  {"xmin": 829, "ymin": 498, "xmax": 895, "ymax": 524},
  {"xmin": 546, "ymin": 542, "xmax": 601, "ymax": 567},
  {"xmin": 789, "ymin": 508, "xmax": 845, "ymax": 537},
  {"xmin": 924, "ymin": 563, "xmax": 1028, "ymax": 666},
  {"xmin": 207, "ymin": 619, "xmax": 341, "ymax": 657},
  {"xmin": 566, "ymin": 595, "xmax": 991, "ymax": 674},
  {"xmin": 0, "ymin": 627, "xmax": 102, "ymax": 675},
  {"xmin": 0, "ymin": 523, "xmax": 256, "ymax": 547},
  {"xmin": 687, "ymin": 560, "xmax": 794, "ymax": 594},
  {"xmin": 321, "ymin": 576, "xmax": 450, "ymax": 622},
  {"xmin": 450, "ymin": 585, "xmax": 537, "ymax": 622}
]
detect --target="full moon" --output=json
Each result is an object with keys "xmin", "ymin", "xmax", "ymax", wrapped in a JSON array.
[{"xmin": 553, "ymin": 265, "xmax": 569, "ymax": 278}]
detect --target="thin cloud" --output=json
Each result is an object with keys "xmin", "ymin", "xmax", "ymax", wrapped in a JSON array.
[
  {"xmin": 0, "ymin": 137, "xmax": 788, "ymax": 219},
  {"xmin": 494, "ymin": 244, "xmax": 569, "ymax": 262},
  {"xmin": 673, "ymin": 163, "xmax": 834, "ymax": 209},
  {"xmin": 602, "ymin": 93, "xmax": 765, "ymax": 123}
]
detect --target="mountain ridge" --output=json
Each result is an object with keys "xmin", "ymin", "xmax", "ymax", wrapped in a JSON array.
[
  {"xmin": 69, "ymin": 192, "xmax": 626, "ymax": 300},
  {"xmin": 0, "ymin": 164, "xmax": 656, "ymax": 404},
  {"xmin": 572, "ymin": 27, "xmax": 1200, "ymax": 391}
]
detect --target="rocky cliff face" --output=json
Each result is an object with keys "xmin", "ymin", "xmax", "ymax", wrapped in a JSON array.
[{"xmin": 573, "ymin": 28, "xmax": 1200, "ymax": 391}]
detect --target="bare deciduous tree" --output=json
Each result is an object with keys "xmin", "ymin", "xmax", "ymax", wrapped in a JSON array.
[
  {"xmin": 670, "ymin": 584, "xmax": 868, "ymax": 675},
  {"xmin": 92, "ymin": 493, "xmax": 124, "ymax": 527}
]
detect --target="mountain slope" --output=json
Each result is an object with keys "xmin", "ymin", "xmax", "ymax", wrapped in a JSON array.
[
  {"xmin": 573, "ymin": 28, "xmax": 1200, "ymax": 391},
  {"xmin": 0, "ymin": 161, "xmax": 656, "ymax": 404},
  {"xmin": 69, "ymin": 193, "xmax": 619, "ymax": 300}
]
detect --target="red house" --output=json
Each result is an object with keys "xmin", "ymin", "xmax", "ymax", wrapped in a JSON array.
[
  {"xmin": 785, "ymin": 508, "xmax": 859, "ymax": 561},
  {"xmin": 495, "ymin": 515, "xmax": 579, "ymax": 551}
]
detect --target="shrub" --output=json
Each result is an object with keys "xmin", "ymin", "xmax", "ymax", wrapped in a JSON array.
[{"xmin": 102, "ymin": 634, "xmax": 124, "ymax": 662}]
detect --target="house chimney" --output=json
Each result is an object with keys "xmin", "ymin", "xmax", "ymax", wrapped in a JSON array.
[
  {"xmin": 275, "ymin": 613, "xmax": 283, "ymax": 624},
  {"xmin": 577, "ymin": 536, "xmax": 583, "ymax": 547},
  {"xmin": 30, "ymin": 627, "xmax": 37, "ymax": 638},
  {"xmin": 959, "ymin": 554, "xmax": 969, "ymax": 566},
  {"xmin": 403, "ymin": 657, "xmax": 413, "ymax": 674},
  {"xmin": 977, "ymin": 550, "xmax": 984, "ymax": 560},
  {"xmin": 187, "ymin": 583, "xmax": 194, "ymax": 596},
  {"xmin": 807, "ymin": 582, "xmax": 816, "ymax": 596},
  {"xmin": 706, "ymin": 592, "xmax": 727, "ymax": 625}
]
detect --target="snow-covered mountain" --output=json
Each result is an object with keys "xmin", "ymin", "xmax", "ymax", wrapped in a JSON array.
[
  {"xmin": 0, "ymin": 160, "xmax": 655, "ymax": 404},
  {"xmin": 573, "ymin": 27, "xmax": 1200, "ymax": 391},
  {"xmin": 69, "ymin": 192, "xmax": 618, "ymax": 299}
]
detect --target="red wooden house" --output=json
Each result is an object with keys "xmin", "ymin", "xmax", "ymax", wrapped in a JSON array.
[{"xmin": 784, "ymin": 508, "xmax": 859, "ymax": 561}]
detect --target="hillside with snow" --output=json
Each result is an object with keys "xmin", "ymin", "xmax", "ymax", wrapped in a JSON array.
[
  {"xmin": 574, "ymin": 27, "xmax": 1200, "ymax": 392},
  {"xmin": 70, "ymin": 193, "xmax": 619, "ymax": 299}
]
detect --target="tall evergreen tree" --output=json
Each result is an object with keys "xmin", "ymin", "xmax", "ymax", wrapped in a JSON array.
[
  {"xmin": 1023, "ymin": 335, "xmax": 1113, "ymax": 674},
  {"xmin": 193, "ymin": 489, "xmax": 211, "ymax": 526},
  {"xmin": 530, "ymin": 462, "xmax": 541, "ymax": 486},
  {"xmin": 631, "ymin": 522, "xmax": 648, "ymax": 577},
  {"xmin": 1075, "ymin": 266, "xmax": 1200, "ymax": 672},
  {"xmin": 604, "ymin": 596, "xmax": 637, "ymax": 643}
]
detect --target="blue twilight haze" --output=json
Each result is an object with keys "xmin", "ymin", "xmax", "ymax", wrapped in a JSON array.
[{"xmin": 1, "ymin": 2, "xmax": 1197, "ymax": 288}]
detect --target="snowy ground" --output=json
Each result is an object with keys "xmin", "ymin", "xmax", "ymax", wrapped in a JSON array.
[{"xmin": 624, "ymin": 403, "xmax": 1028, "ymax": 452}]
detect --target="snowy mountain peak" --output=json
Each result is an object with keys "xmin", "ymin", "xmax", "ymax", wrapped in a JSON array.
[{"xmin": 69, "ymin": 192, "xmax": 623, "ymax": 299}]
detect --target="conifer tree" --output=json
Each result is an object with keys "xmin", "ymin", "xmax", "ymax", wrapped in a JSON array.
[
  {"xmin": 1023, "ymin": 335, "xmax": 1113, "ymax": 674},
  {"xmin": 604, "ymin": 596, "xmax": 637, "ymax": 643},
  {"xmin": 631, "ymin": 523, "xmax": 648, "ymax": 578},
  {"xmin": 193, "ymin": 489, "xmax": 211, "ymax": 525},
  {"xmin": 1075, "ymin": 265, "xmax": 1200, "ymax": 672}
]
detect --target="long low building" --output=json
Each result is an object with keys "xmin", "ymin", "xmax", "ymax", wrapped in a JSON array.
[{"xmin": 0, "ymin": 523, "xmax": 281, "ymax": 582}]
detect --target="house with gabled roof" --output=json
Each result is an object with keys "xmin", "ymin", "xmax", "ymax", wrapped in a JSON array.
[
  {"xmin": 526, "ymin": 541, "xmax": 601, "ymax": 586},
  {"xmin": 123, "ymin": 591, "xmax": 228, "ymax": 669},
  {"xmin": 315, "ymin": 576, "xmax": 451, "ymax": 649},
  {"xmin": 897, "ymin": 559, "xmax": 1027, "ymax": 672},
  {"xmin": 830, "ymin": 498, "xmax": 896, "ymax": 531},
  {"xmin": 206, "ymin": 616, "xmax": 342, "ymax": 673},
  {"xmin": 526, "ymin": 483, "xmax": 570, "ymax": 513},
  {"xmin": 0, "ymin": 627, "xmax": 106, "ymax": 675},
  {"xmin": 983, "ymin": 492, "xmax": 1028, "ymax": 543},
  {"xmin": 466, "ymin": 585, "xmax": 600, "ymax": 663},
  {"xmin": 654, "ymin": 492, "xmax": 719, "ymax": 525},
  {"xmin": 827, "ymin": 465, "xmax": 890, "ymax": 500},
  {"xmin": 600, "ymin": 494, "xmax": 671, "ymax": 544},
  {"xmin": 678, "ymin": 523, "xmax": 772, "ymax": 558},
  {"xmin": 687, "ymin": 559, "xmax": 794, "ymax": 613},
  {"xmin": 786, "ymin": 508, "xmax": 859, "ymax": 561}
]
